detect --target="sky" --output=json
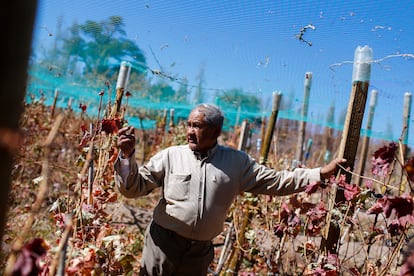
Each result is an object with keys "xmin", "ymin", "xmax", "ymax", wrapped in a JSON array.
[{"xmin": 32, "ymin": 0, "xmax": 414, "ymax": 145}]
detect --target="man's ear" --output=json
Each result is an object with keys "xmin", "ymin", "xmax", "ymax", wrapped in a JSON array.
[{"xmin": 213, "ymin": 126, "xmax": 222, "ymax": 138}]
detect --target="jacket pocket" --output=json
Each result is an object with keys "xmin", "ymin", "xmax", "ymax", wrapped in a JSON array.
[{"xmin": 164, "ymin": 173, "xmax": 191, "ymax": 201}]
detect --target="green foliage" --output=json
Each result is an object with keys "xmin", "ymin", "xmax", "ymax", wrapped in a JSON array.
[
  {"xmin": 216, "ymin": 88, "xmax": 262, "ymax": 113},
  {"xmin": 40, "ymin": 15, "xmax": 147, "ymax": 89}
]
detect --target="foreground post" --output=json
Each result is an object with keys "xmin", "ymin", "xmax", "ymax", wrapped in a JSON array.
[
  {"xmin": 0, "ymin": 0, "xmax": 38, "ymax": 244},
  {"xmin": 321, "ymin": 45, "xmax": 373, "ymax": 254}
]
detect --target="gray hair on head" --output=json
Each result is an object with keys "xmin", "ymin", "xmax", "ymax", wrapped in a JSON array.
[{"xmin": 195, "ymin": 103, "xmax": 224, "ymax": 129}]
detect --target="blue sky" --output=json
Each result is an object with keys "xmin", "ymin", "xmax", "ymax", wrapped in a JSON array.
[{"xmin": 33, "ymin": 0, "xmax": 414, "ymax": 145}]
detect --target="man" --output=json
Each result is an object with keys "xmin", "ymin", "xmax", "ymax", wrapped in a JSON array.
[{"xmin": 114, "ymin": 103, "xmax": 344, "ymax": 276}]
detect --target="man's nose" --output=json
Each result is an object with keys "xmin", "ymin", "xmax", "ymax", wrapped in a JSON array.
[{"xmin": 187, "ymin": 125, "xmax": 195, "ymax": 133}]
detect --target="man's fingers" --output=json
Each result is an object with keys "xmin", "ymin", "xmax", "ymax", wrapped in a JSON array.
[{"xmin": 118, "ymin": 126, "xmax": 134, "ymax": 135}]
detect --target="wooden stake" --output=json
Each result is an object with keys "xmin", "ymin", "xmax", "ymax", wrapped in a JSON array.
[
  {"xmin": 322, "ymin": 44, "xmax": 373, "ymax": 254},
  {"xmin": 237, "ymin": 120, "xmax": 250, "ymax": 151},
  {"xmin": 87, "ymin": 123, "xmax": 94, "ymax": 205},
  {"xmin": 401, "ymin": 92, "xmax": 412, "ymax": 158},
  {"xmin": 295, "ymin": 72, "xmax": 312, "ymax": 164},
  {"xmin": 354, "ymin": 89, "xmax": 377, "ymax": 186},
  {"xmin": 321, "ymin": 81, "xmax": 370, "ymax": 254},
  {"xmin": 50, "ymin": 88, "xmax": 59, "ymax": 119},
  {"xmin": 260, "ymin": 92, "xmax": 282, "ymax": 165}
]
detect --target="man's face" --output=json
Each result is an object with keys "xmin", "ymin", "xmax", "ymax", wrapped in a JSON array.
[{"xmin": 187, "ymin": 108, "xmax": 220, "ymax": 153}]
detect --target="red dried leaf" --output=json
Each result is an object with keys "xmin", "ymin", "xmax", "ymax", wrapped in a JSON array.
[
  {"xmin": 66, "ymin": 248, "xmax": 96, "ymax": 275},
  {"xmin": 342, "ymin": 183, "xmax": 361, "ymax": 201},
  {"xmin": 279, "ymin": 201, "xmax": 291, "ymax": 221},
  {"xmin": 289, "ymin": 195, "xmax": 316, "ymax": 214},
  {"xmin": 388, "ymin": 219, "xmax": 404, "ymax": 236},
  {"xmin": 400, "ymin": 246, "xmax": 414, "ymax": 276},
  {"xmin": 101, "ymin": 118, "xmax": 122, "ymax": 135},
  {"xmin": 306, "ymin": 202, "xmax": 327, "ymax": 236},
  {"xmin": 371, "ymin": 142, "xmax": 397, "ymax": 177},
  {"xmin": 273, "ymin": 223, "xmax": 285, "ymax": 238},
  {"xmin": 305, "ymin": 181, "xmax": 321, "ymax": 195},
  {"xmin": 12, "ymin": 238, "xmax": 49, "ymax": 276},
  {"xmin": 106, "ymin": 191, "xmax": 118, "ymax": 203},
  {"xmin": 404, "ymin": 157, "xmax": 414, "ymax": 182},
  {"xmin": 79, "ymin": 103, "xmax": 87, "ymax": 113},
  {"xmin": 383, "ymin": 194, "xmax": 413, "ymax": 219},
  {"xmin": 367, "ymin": 198, "xmax": 385, "ymax": 215}
]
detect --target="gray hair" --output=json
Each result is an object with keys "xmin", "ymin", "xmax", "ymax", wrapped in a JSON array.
[{"xmin": 195, "ymin": 103, "xmax": 224, "ymax": 130}]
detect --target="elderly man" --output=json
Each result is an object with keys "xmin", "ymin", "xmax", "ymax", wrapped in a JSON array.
[{"xmin": 114, "ymin": 103, "xmax": 344, "ymax": 276}]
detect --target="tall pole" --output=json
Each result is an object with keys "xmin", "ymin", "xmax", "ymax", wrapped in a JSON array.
[
  {"xmin": 322, "ymin": 45, "xmax": 373, "ymax": 254},
  {"xmin": 355, "ymin": 89, "xmax": 378, "ymax": 186},
  {"xmin": 296, "ymin": 72, "xmax": 312, "ymax": 164},
  {"xmin": 260, "ymin": 91, "xmax": 282, "ymax": 165}
]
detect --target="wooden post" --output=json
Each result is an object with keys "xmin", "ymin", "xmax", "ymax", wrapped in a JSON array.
[
  {"xmin": 355, "ymin": 89, "xmax": 377, "ymax": 186},
  {"xmin": 296, "ymin": 72, "xmax": 312, "ymax": 164},
  {"xmin": 402, "ymin": 92, "xmax": 412, "ymax": 158},
  {"xmin": 238, "ymin": 120, "xmax": 250, "ymax": 151},
  {"xmin": 323, "ymin": 104, "xmax": 335, "ymax": 164},
  {"xmin": 110, "ymin": 61, "xmax": 131, "ymax": 118},
  {"xmin": 260, "ymin": 91, "xmax": 282, "ymax": 165},
  {"xmin": 235, "ymin": 104, "xmax": 241, "ymax": 128},
  {"xmin": 321, "ymin": 45, "xmax": 373, "ymax": 254},
  {"xmin": 50, "ymin": 88, "xmax": 59, "ymax": 118},
  {"xmin": 169, "ymin": 108, "xmax": 175, "ymax": 128},
  {"xmin": 87, "ymin": 123, "xmax": 94, "ymax": 205},
  {"xmin": 304, "ymin": 138, "xmax": 313, "ymax": 164}
]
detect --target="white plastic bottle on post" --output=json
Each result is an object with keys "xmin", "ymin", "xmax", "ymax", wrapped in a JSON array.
[{"xmin": 352, "ymin": 45, "xmax": 373, "ymax": 83}]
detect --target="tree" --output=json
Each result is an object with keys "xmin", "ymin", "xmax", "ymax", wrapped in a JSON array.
[
  {"xmin": 146, "ymin": 82, "xmax": 175, "ymax": 103},
  {"xmin": 175, "ymin": 79, "xmax": 190, "ymax": 103},
  {"xmin": 217, "ymin": 88, "xmax": 261, "ymax": 113},
  {"xmin": 59, "ymin": 16, "xmax": 147, "ymax": 82},
  {"xmin": 193, "ymin": 64, "xmax": 206, "ymax": 104}
]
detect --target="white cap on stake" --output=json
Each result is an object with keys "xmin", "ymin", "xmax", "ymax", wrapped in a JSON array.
[
  {"xmin": 352, "ymin": 45, "xmax": 373, "ymax": 83},
  {"xmin": 304, "ymin": 72, "xmax": 312, "ymax": 89},
  {"xmin": 369, "ymin": 89, "xmax": 378, "ymax": 107},
  {"xmin": 272, "ymin": 91, "xmax": 282, "ymax": 111},
  {"xmin": 116, "ymin": 61, "xmax": 132, "ymax": 89}
]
